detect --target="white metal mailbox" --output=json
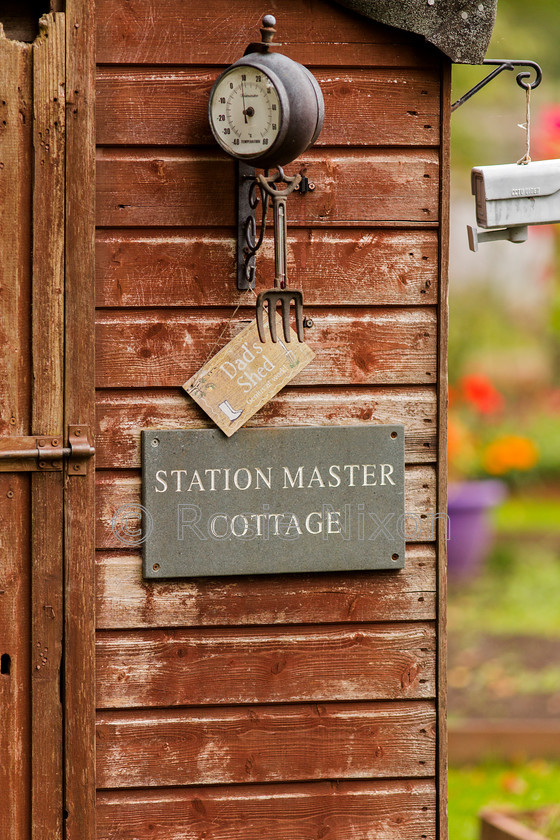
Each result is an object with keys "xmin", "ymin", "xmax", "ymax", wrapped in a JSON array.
[{"xmin": 468, "ymin": 159, "xmax": 560, "ymax": 250}]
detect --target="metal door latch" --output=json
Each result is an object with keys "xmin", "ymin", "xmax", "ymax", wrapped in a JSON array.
[{"xmin": 0, "ymin": 425, "xmax": 94, "ymax": 475}]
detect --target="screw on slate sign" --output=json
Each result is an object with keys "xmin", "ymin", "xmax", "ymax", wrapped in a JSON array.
[{"xmin": 303, "ymin": 318, "xmax": 314, "ymax": 329}]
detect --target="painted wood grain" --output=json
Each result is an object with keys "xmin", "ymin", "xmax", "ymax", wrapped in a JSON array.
[
  {"xmin": 95, "ymin": 308, "xmax": 437, "ymax": 388},
  {"xmin": 96, "ymin": 700, "xmax": 436, "ymax": 788},
  {"xmin": 0, "ymin": 31, "xmax": 33, "ymax": 840},
  {"xmin": 96, "ymin": 778, "xmax": 436, "ymax": 840},
  {"xmin": 96, "ymin": 621, "xmax": 435, "ymax": 709},
  {"xmin": 0, "ymin": 38, "xmax": 32, "ymax": 437},
  {"xmin": 95, "ymin": 545, "xmax": 436, "ymax": 630},
  {"xmin": 95, "ymin": 149, "xmax": 439, "ymax": 228},
  {"xmin": 95, "ymin": 387, "xmax": 437, "ymax": 469},
  {"xmin": 31, "ymin": 14, "xmax": 65, "ymax": 839},
  {"xmin": 95, "ymin": 0, "xmax": 439, "ymax": 68},
  {"xmin": 95, "ymin": 464, "xmax": 438, "ymax": 550},
  {"xmin": 96, "ymin": 67, "xmax": 440, "ymax": 147},
  {"xmin": 64, "ymin": 1, "xmax": 97, "ymax": 837},
  {"xmin": 95, "ymin": 229, "xmax": 438, "ymax": 308}
]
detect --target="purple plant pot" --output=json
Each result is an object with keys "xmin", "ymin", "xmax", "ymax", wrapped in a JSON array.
[{"xmin": 447, "ymin": 480, "xmax": 507, "ymax": 579}]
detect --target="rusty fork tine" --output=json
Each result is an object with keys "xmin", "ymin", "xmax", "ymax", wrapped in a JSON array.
[
  {"xmin": 256, "ymin": 291, "xmax": 269, "ymax": 343},
  {"xmin": 269, "ymin": 303, "xmax": 279, "ymax": 343},
  {"xmin": 293, "ymin": 292, "xmax": 304, "ymax": 342},
  {"xmin": 280, "ymin": 298, "xmax": 291, "ymax": 343}
]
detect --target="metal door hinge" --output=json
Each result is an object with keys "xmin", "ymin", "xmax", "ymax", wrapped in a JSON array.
[{"xmin": 0, "ymin": 426, "xmax": 94, "ymax": 475}]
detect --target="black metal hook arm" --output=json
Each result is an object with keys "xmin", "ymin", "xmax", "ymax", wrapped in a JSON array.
[{"xmin": 451, "ymin": 59, "xmax": 543, "ymax": 113}]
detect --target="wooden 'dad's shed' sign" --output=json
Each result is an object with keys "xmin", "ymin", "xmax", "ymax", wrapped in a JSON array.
[{"xmin": 141, "ymin": 426, "xmax": 405, "ymax": 578}]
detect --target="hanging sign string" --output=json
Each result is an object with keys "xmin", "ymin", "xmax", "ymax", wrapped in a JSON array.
[
  {"xmin": 517, "ymin": 85, "xmax": 532, "ymax": 165},
  {"xmin": 198, "ymin": 288, "xmax": 256, "ymax": 369}
]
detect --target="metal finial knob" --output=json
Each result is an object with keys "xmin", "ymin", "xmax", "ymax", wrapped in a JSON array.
[{"xmin": 260, "ymin": 14, "xmax": 277, "ymax": 46}]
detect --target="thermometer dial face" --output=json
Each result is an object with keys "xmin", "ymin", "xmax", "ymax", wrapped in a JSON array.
[{"xmin": 209, "ymin": 65, "xmax": 282, "ymax": 159}]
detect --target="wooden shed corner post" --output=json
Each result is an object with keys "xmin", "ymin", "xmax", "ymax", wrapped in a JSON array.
[
  {"xmin": 64, "ymin": 0, "xmax": 96, "ymax": 838},
  {"xmin": 437, "ymin": 57, "xmax": 452, "ymax": 840}
]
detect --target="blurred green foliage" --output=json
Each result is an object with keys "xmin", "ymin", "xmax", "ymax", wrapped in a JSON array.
[
  {"xmin": 448, "ymin": 534, "xmax": 560, "ymax": 636},
  {"xmin": 448, "ymin": 11, "xmax": 560, "ymax": 827},
  {"xmin": 448, "ymin": 286, "xmax": 547, "ymax": 386},
  {"xmin": 449, "ymin": 0, "xmax": 560, "ymax": 453},
  {"xmin": 495, "ymin": 495, "xmax": 560, "ymax": 532},
  {"xmin": 452, "ymin": 0, "xmax": 560, "ymax": 170},
  {"xmin": 449, "ymin": 761, "xmax": 560, "ymax": 840}
]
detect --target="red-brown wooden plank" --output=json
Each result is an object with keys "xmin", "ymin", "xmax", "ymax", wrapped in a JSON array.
[
  {"xmin": 95, "ymin": 464, "xmax": 438, "ymax": 550},
  {"xmin": 64, "ymin": 1, "xmax": 97, "ymax": 838},
  {"xmin": 95, "ymin": 149, "xmax": 439, "ymax": 228},
  {"xmin": 96, "ymin": 622, "xmax": 435, "ymax": 709},
  {"xmin": 95, "ymin": 387, "xmax": 437, "ymax": 469},
  {"xmin": 95, "ymin": 308, "xmax": 437, "ymax": 388},
  {"xmin": 96, "ymin": 778, "xmax": 437, "ymax": 840},
  {"xmin": 95, "ymin": 229, "xmax": 438, "ymax": 308},
  {"xmin": 31, "ymin": 14, "xmax": 66, "ymax": 838},
  {"xmin": 95, "ymin": 68, "xmax": 440, "ymax": 147},
  {"xmin": 95, "ymin": 0, "xmax": 439, "ymax": 68},
  {"xmin": 0, "ymin": 32, "xmax": 33, "ymax": 840},
  {"xmin": 95, "ymin": 544, "xmax": 436, "ymax": 630},
  {"xmin": 96, "ymin": 700, "xmax": 436, "ymax": 788}
]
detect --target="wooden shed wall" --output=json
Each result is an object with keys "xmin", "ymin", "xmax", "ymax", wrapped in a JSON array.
[{"xmin": 94, "ymin": 1, "xmax": 449, "ymax": 838}]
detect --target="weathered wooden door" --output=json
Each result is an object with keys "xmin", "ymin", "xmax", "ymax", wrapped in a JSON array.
[{"xmin": 0, "ymin": 3, "xmax": 95, "ymax": 839}]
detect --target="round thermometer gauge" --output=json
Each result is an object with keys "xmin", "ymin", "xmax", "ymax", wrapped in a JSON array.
[
  {"xmin": 209, "ymin": 51, "xmax": 324, "ymax": 168},
  {"xmin": 209, "ymin": 65, "xmax": 283, "ymax": 159}
]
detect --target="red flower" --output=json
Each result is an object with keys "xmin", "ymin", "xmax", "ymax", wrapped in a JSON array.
[
  {"xmin": 535, "ymin": 105, "xmax": 560, "ymax": 159},
  {"xmin": 460, "ymin": 374, "xmax": 504, "ymax": 415}
]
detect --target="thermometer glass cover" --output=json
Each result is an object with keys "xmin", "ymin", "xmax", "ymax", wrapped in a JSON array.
[{"xmin": 209, "ymin": 65, "xmax": 283, "ymax": 158}]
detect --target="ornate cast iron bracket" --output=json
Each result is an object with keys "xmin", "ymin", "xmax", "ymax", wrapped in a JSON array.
[
  {"xmin": 237, "ymin": 161, "xmax": 267, "ymax": 290},
  {"xmin": 236, "ymin": 162, "xmax": 315, "ymax": 290},
  {"xmin": 451, "ymin": 59, "xmax": 543, "ymax": 113}
]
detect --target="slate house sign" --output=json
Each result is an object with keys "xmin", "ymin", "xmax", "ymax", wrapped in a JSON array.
[{"xmin": 142, "ymin": 426, "xmax": 405, "ymax": 577}]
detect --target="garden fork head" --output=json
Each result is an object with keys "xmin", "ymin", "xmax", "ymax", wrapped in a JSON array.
[{"xmin": 256, "ymin": 288, "xmax": 304, "ymax": 343}]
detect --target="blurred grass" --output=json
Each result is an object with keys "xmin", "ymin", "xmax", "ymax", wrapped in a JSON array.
[
  {"xmin": 448, "ymin": 533, "xmax": 560, "ymax": 637},
  {"xmin": 451, "ymin": 0, "xmax": 560, "ymax": 172},
  {"xmin": 495, "ymin": 496, "xmax": 560, "ymax": 532},
  {"xmin": 449, "ymin": 761, "xmax": 560, "ymax": 840}
]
